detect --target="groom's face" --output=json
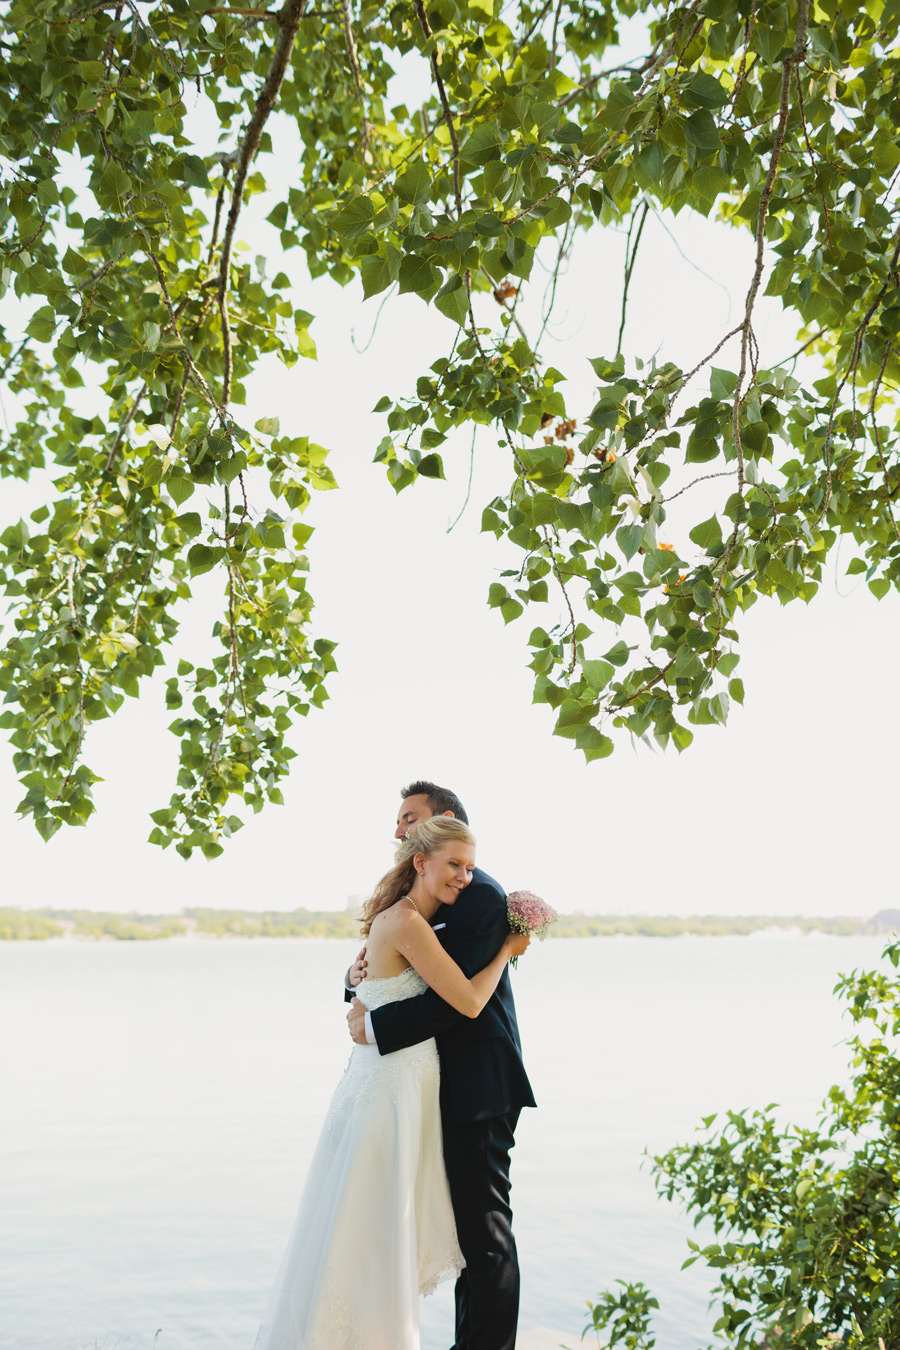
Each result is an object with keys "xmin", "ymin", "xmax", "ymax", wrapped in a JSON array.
[{"xmin": 394, "ymin": 794, "xmax": 434, "ymax": 841}]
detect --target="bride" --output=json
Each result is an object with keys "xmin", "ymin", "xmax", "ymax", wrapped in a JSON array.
[{"xmin": 254, "ymin": 816, "xmax": 530, "ymax": 1350}]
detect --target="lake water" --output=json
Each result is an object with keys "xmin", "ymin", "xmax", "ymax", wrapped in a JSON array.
[{"xmin": 0, "ymin": 935, "xmax": 885, "ymax": 1350}]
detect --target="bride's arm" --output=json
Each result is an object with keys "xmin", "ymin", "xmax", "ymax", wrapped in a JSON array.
[{"xmin": 393, "ymin": 912, "xmax": 529, "ymax": 1017}]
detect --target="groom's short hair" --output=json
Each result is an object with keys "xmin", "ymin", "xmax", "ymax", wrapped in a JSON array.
[{"xmin": 401, "ymin": 780, "xmax": 469, "ymax": 826}]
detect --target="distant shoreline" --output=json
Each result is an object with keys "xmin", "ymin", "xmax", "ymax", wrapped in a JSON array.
[{"xmin": 1, "ymin": 906, "xmax": 895, "ymax": 942}]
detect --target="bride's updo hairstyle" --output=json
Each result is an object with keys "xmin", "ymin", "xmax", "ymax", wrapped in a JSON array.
[{"xmin": 360, "ymin": 817, "xmax": 476, "ymax": 937}]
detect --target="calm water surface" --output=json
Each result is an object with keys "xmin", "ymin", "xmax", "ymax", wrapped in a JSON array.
[{"xmin": 0, "ymin": 935, "xmax": 884, "ymax": 1350}]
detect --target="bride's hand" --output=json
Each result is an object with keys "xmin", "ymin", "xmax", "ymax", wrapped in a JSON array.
[
  {"xmin": 348, "ymin": 944, "xmax": 368, "ymax": 987},
  {"xmin": 506, "ymin": 932, "xmax": 531, "ymax": 960}
]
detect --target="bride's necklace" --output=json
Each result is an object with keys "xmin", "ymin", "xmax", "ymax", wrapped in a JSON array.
[{"xmin": 404, "ymin": 893, "xmax": 420, "ymax": 915}]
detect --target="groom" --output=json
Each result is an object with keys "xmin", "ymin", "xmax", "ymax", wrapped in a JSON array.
[{"xmin": 346, "ymin": 780, "xmax": 535, "ymax": 1350}]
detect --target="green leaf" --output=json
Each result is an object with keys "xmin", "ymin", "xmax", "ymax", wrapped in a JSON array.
[
  {"xmin": 187, "ymin": 544, "xmax": 224, "ymax": 575},
  {"xmin": 168, "ymin": 474, "xmax": 194, "ymax": 505},
  {"xmin": 671, "ymin": 724, "xmax": 693, "ymax": 752},
  {"xmin": 331, "ymin": 195, "xmax": 376, "ymax": 238},
  {"xmin": 416, "ymin": 453, "xmax": 444, "ymax": 479},
  {"xmin": 617, "ymin": 522, "xmax": 644, "ymax": 560},
  {"xmin": 709, "ymin": 367, "xmax": 737, "ymax": 400},
  {"xmin": 398, "ymin": 254, "xmax": 439, "ymax": 296},
  {"xmin": 180, "ymin": 154, "xmax": 211, "ymax": 188},
  {"xmin": 689, "ymin": 515, "xmax": 723, "ymax": 551},
  {"xmin": 175, "ymin": 511, "xmax": 202, "ymax": 539},
  {"xmin": 98, "ymin": 160, "xmax": 131, "ymax": 208},
  {"xmin": 636, "ymin": 141, "xmax": 664, "ymax": 187},
  {"xmin": 35, "ymin": 814, "xmax": 63, "ymax": 842},
  {"xmin": 360, "ymin": 247, "xmax": 399, "ymax": 299},
  {"xmin": 604, "ymin": 641, "xmax": 630, "ymax": 667},
  {"xmin": 683, "ymin": 73, "xmax": 729, "ymax": 109},
  {"xmin": 434, "ymin": 275, "xmax": 469, "ymax": 326},
  {"xmin": 765, "ymin": 556, "xmax": 796, "ymax": 592},
  {"xmin": 575, "ymin": 724, "xmax": 614, "ymax": 761},
  {"xmin": 460, "ymin": 122, "xmax": 502, "ymax": 166},
  {"xmin": 684, "ymin": 110, "xmax": 722, "ymax": 159},
  {"xmin": 582, "ymin": 659, "xmax": 614, "ymax": 691},
  {"xmin": 396, "ymin": 159, "xmax": 431, "ymax": 205},
  {"xmin": 26, "ymin": 305, "xmax": 56, "ymax": 344}
]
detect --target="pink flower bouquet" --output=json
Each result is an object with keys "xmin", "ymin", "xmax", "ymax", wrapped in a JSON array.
[{"xmin": 506, "ymin": 890, "xmax": 557, "ymax": 966}]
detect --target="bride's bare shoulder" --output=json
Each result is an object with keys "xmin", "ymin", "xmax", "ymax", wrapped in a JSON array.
[{"xmin": 369, "ymin": 903, "xmax": 416, "ymax": 938}]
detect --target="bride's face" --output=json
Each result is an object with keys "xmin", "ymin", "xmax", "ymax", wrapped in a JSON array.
[{"xmin": 416, "ymin": 842, "xmax": 476, "ymax": 907}]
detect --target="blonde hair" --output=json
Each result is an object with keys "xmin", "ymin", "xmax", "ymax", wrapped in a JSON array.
[{"xmin": 360, "ymin": 816, "xmax": 476, "ymax": 937}]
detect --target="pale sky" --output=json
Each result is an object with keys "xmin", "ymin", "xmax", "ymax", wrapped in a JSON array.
[{"xmin": 2, "ymin": 79, "xmax": 897, "ymax": 920}]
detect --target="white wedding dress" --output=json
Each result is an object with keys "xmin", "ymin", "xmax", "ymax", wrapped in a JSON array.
[{"xmin": 254, "ymin": 967, "xmax": 464, "ymax": 1350}]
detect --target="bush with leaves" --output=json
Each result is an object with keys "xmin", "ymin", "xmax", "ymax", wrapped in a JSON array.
[
  {"xmin": 586, "ymin": 941, "xmax": 900, "ymax": 1349},
  {"xmin": 585, "ymin": 1279, "xmax": 660, "ymax": 1348},
  {"xmin": 2, "ymin": 0, "xmax": 900, "ymax": 852}
]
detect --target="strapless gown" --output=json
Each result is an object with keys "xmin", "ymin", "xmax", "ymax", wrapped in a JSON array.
[{"xmin": 254, "ymin": 968, "xmax": 464, "ymax": 1350}]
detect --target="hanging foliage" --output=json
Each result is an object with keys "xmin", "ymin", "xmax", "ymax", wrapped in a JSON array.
[{"xmin": 1, "ymin": 0, "xmax": 898, "ymax": 852}]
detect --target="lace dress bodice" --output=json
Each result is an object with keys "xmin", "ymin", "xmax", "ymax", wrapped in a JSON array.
[{"xmin": 354, "ymin": 967, "xmax": 427, "ymax": 1011}]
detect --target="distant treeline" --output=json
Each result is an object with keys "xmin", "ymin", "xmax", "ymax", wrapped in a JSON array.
[
  {"xmin": 0, "ymin": 907, "xmax": 890, "ymax": 942},
  {"xmin": 551, "ymin": 913, "xmax": 871, "ymax": 938},
  {"xmin": 0, "ymin": 906, "xmax": 360, "ymax": 941}
]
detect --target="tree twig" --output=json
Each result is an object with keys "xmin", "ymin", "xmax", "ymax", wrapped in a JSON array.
[
  {"xmin": 869, "ymin": 341, "xmax": 900, "ymax": 550},
  {"xmin": 104, "ymin": 380, "xmax": 147, "ymax": 473},
  {"xmin": 130, "ymin": 545, "xmax": 157, "ymax": 634},
  {"xmin": 201, "ymin": 6, "xmax": 282, "ymax": 18},
  {"xmin": 550, "ymin": 0, "xmax": 564, "ymax": 65},
  {"xmin": 662, "ymin": 469, "xmax": 737, "ymax": 504},
  {"xmin": 415, "ymin": 0, "xmax": 462, "ymax": 217},
  {"xmin": 217, "ymin": 0, "xmax": 309, "ymax": 405},
  {"xmin": 715, "ymin": 0, "xmax": 811, "ymax": 596},
  {"xmin": 463, "ymin": 274, "xmax": 578, "ymax": 668},
  {"xmin": 340, "ymin": 0, "xmax": 372, "ymax": 156},
  {"xmin": 616, "ymin": 200, "xmax": 649, "ymax": 356},
  {"xmin": 610, "ymin": 657, "xmax": 676, "ymax": 712},
  {"xmin": 503, "ymin": 0, "xmax": 707, "ymax": 228},
  {"xmin": 771, "ymin": 329, "xmax": 823, "ymax": 369},
  {"xmin": 815, "ymin": 224, "xmax": 900, "ymax": 528}
]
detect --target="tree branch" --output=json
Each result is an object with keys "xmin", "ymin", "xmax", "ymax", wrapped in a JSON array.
[
  {"xmin": 340, "ymin": 0, "xmax": 372, "ymax": 157},
  {"xmin": 715, "ymin": 0, "xmax": 811, "ymax": 595},
  {"xmin": 610, "ymin": 658, "xmax": 676, "ymax": 712},
  {"xmin": 550, "ymin": 0, "xmax": 564, "ymax": 65},
  {"xmin": 616, "ymin": 200, "xmax": 649, "ymax": 356},
  {"xmin": 104, "ymin": 379, "xmax": 147, "ymax": 474},
  {"xmin": 869, "ymin": 341, "xmax": 900, "ymax": 551},
  {"xmin": 201, "ymin": 6, "xmax": 282, "ymax": 18},
  {"xmin": 415, "ymin": 0, "xmax": 462, "ymax": 217},
  {"xmin": 504, "ymin": 0, "xmax": 707, "ymax": 228},
  {"xmin": 217, "ymin": 0, "xmax": 309, "ymax": 405},
  {"xmin": 815, "ymin": 223, "xmax": 900, "ymax": 528},
  {"xmin": 662, "ymin": 469, "xmax": 737, "ymax": 504}
]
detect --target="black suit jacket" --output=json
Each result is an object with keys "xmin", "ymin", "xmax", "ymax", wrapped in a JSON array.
[{"xmin": 364, "ymin": 867, "xmax": 536, "ymax": 1125}]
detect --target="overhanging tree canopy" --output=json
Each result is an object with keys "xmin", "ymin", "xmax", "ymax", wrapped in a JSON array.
[{"xmin": 1, "ymin": 0, "xmax": 898, "ymax": 854}]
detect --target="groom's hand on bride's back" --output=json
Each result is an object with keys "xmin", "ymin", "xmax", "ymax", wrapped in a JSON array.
[
  {"xmin": 347, "ymin": 998, "xmax": 368, "ymax": 1044},
  {"xmin": 346, "ymin": 945, "xmax": 367, "ymax": 988}
]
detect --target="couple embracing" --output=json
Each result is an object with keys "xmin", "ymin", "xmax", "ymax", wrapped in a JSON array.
[{"xmin": 254, "ymin": 780, "xmax": 536, "ymax": 1350}]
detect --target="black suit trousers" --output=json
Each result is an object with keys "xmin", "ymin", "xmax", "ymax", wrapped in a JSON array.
[{"xmin": 442, "ymin": 1109, "xmax": 520, "ymax": 1350}]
